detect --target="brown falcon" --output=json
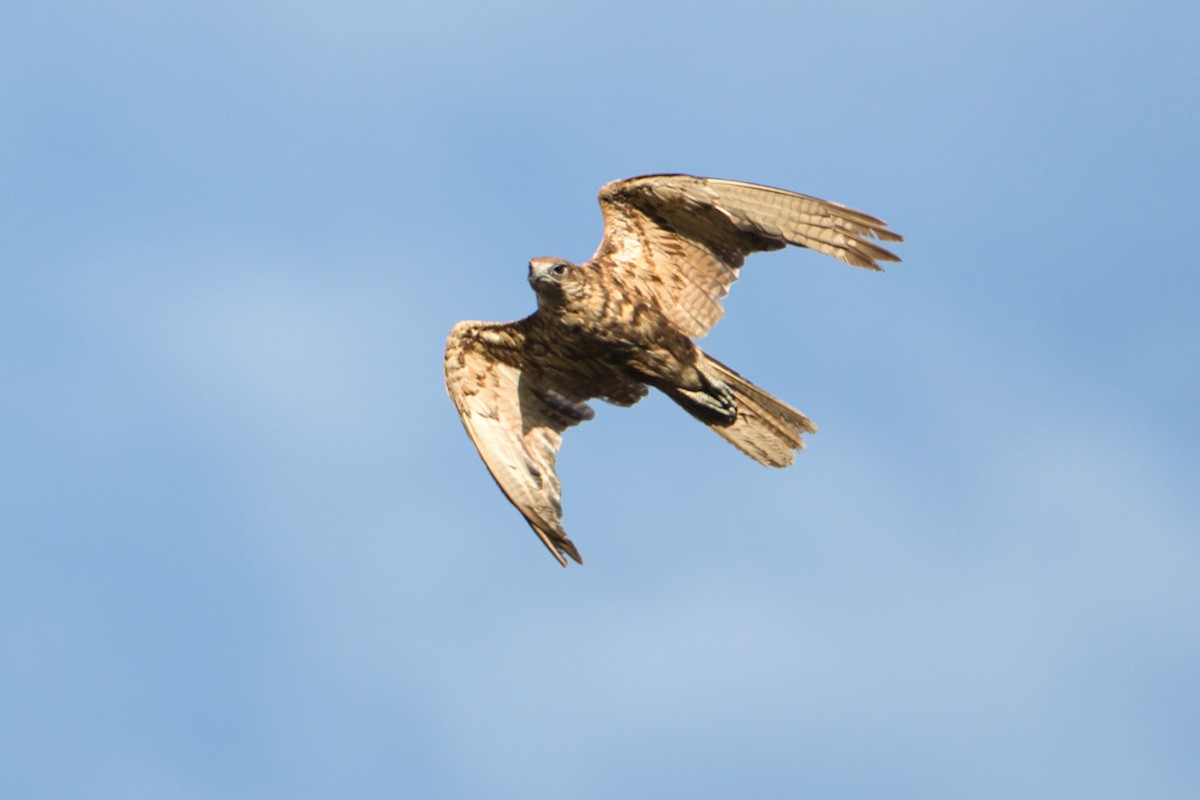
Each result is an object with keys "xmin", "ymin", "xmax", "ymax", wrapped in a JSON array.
[{"xmin": 444, "ymin": 174, "xmax": 902, "ymax": 566}]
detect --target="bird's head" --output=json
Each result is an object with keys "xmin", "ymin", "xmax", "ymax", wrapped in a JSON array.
[{"xmin": 527, "ymin": 257, "xmax": 579, "ymax": 308}]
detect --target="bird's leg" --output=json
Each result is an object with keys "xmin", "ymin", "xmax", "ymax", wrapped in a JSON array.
[
  {"xmin": 625, "ymin": 336, "xmax": 738, "ymax": 425},
  {"xmin": 667, "ymin": 363, "xmax": 737, "ymax": 426},
  {"xmin": 532, "ymin": 386, "xmax": 595, "ymax": 427}
]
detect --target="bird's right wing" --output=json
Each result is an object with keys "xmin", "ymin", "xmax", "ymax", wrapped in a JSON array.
[{"xmin": 444, "ymin": 320, "xmax": 595, "ymax": 567}]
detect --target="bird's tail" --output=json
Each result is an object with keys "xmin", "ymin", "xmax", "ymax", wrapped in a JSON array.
[{"xmin": 663, "ymin": 350, "xmax": 817, "ymax": 468}]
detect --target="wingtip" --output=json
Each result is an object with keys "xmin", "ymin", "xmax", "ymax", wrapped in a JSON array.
[
  {"xmin": 531, "ymin": 522, "xmax": 584, "ymax": 568},
  {"xmin": 548, "ymin": 545, "xmax": 583, "ymax": 569},
  {"xmin": 559, "ymin": 540, "xmax": 584, "ymax": 567}
]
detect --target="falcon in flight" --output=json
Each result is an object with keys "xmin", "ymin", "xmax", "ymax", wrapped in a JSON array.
[{"xmin": 444, "ymin": 174, "xmax": 902, "ymax": 566}]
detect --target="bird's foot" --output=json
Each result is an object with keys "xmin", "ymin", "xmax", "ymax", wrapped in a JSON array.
[
  {"xmin": 674, "ymin": 380, "xmax": 737, "ymax": 426},
  {"xmin": 533, "ymin": 387, "xmax": 596, "ymax": 428}
]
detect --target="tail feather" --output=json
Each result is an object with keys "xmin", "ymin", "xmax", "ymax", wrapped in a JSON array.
[{"xmin": 669, "ymin": 351, "xmax": 817, "ymax": 467}]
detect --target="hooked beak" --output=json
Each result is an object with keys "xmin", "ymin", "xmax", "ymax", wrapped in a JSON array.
[
  {"xmin": 527, "ymin": 264, "xmax": 545, "ymax": 289},
  {"xmin": 528, "ymin": 262, "xmax": 556, "ymax": 290}
]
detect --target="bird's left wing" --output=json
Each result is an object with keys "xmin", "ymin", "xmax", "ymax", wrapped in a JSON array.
[
  {"xmin": 444, "ymin": 320, "xmax": 594, "ymax": 567},
  {"xmin": 589, "ymin": 174, "xmax": 902, "ymax": 338}
]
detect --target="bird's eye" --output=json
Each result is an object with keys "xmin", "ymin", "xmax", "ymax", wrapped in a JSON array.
[{"xmin": 552, "ymin": 263, "xmax": 567, "ymax": 275}]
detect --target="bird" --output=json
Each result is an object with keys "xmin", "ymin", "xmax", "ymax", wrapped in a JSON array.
[{"xmin": 444, "ymin": 174, "xmax": 902, "ymax": 567}]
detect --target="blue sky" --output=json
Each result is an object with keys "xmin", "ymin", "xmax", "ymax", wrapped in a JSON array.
[{"xmin": 3, "ymin": 1, "xmax": 1198, "ymax": 797}]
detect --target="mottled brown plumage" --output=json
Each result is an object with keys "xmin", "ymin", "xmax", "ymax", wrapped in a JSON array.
[{"xmin": 444, "ymin": 174, "xmax": 902, "ymax": 566}]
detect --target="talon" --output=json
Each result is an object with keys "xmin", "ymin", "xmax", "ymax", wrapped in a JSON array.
[
  {"xmin": 698, "ymin": 370, "xmax": 737, "ymax": 417},
  {"xmin": 534, "ymin": 387, "xmax": 595, "ymax": 427},
  {"xmin": 675, "ymin": 384, "xmax": 737, "ymax": 426},
  {"xmin": 711, "ymin": 380, "xmax": 736, "ymax": 413}
]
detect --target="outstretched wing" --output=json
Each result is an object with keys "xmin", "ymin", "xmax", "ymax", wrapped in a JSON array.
[
  {"xmin": 590, "ymin": 174, "xmax": 903, "ymax": 338},
  {"xmin": 444, "ymin": 320, "xmax": 595, "ymax": 567}
]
